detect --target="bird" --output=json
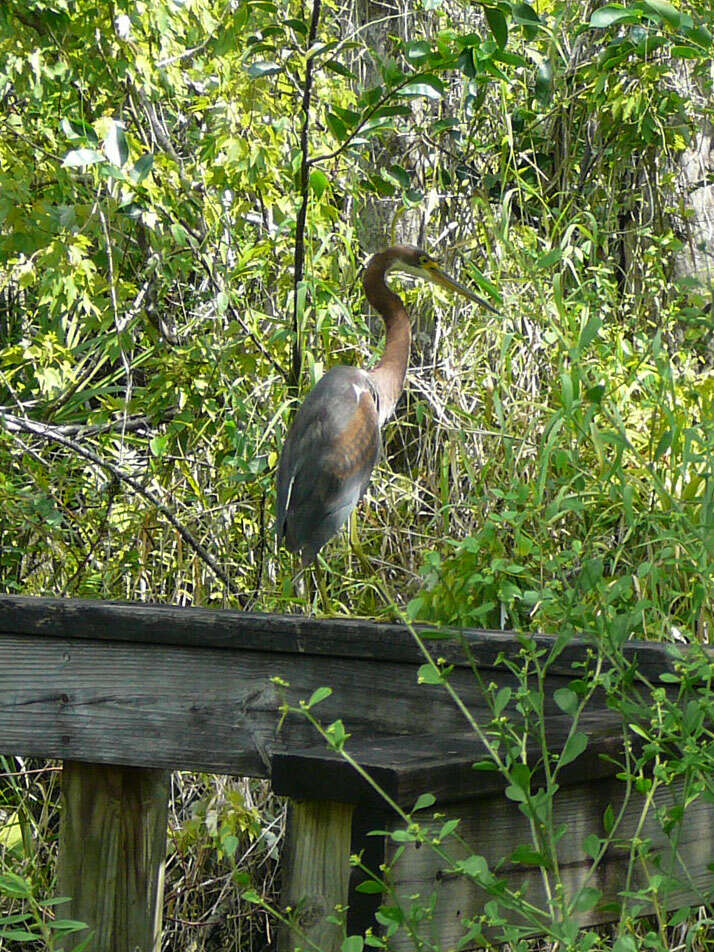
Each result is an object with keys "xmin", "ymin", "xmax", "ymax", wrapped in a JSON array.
[{"xmin": 275, "ymin": 245, "xmax": 495, "ymax": 566}]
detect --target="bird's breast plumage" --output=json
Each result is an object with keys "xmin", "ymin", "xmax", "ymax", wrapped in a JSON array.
[{"xmin": 275, "ymin": 365, "xmax": 381, "ymax": 564}]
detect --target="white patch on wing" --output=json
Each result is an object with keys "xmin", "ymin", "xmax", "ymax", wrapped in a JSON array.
[
  {"xmin": 352, "ymin": 382, "xmax": 366, "ymax": 401},
  {"xmin": 284, "ymin": 475, "xmax": 295, "ymax": 513}
]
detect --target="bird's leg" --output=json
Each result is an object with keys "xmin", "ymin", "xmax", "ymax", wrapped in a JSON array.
[
  {"xmin": 290, "ymin": 558, "xmax": 310, "ymax": 609},
  {"xmin": 349, "ymin": 509, "xmax": 373, "ymax": 578},
  {"xmin": 312, "ymin": 559, "xmax": 332, "ymax": 613}
]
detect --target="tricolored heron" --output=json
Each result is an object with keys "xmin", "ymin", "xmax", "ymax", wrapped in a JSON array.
[{"xmin": 276, "ymin": 245, "xmax": 494, "ymax": 566}]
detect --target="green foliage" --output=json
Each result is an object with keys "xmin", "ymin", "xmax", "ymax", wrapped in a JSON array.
[{"xmin": 2, "ymin": 0, "xmax": 714, "ymax": 948}]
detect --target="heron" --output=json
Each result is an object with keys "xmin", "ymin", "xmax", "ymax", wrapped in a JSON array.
[{"xmin": 276, "ymin": 245, "xmax": 494, "ymax": 566}]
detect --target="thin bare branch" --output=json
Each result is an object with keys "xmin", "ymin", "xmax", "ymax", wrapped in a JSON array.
[{"xmin": 0, "ymin": 409, "xmax": 240, "ymax": 601}]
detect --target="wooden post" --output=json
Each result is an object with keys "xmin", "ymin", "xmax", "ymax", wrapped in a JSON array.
[
  {"xmin": 279, "ymin": 800, "xmax": 356, "ymax": 952},
  {"xmin": 56, "ymin": 761, "xmax": 170, "ymax": 952}
]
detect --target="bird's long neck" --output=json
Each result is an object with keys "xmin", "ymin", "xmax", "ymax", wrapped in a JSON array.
[{"xmin": 363, "ymin": 248, "xmax": 412, "ymax": 426}]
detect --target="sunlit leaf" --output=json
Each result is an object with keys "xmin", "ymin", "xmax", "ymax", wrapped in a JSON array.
[
  {"xmin": 247, "ymin": 60, "xmax": 281, "ymax": 78},
  {"xmin": 309, "ymin": 169, "xmax": 329, "ymax": 199},
  {"xmin": 638, "ymin": 0, "xmax": 682, "ymax": 27},
  {"xmin": 590, "ymin": 5, "xmax": 641, "ymax": 27},
  {"xmin": 62, "ymin": 148, "xmax": 104, "ymax": 168},
  {"xmin": 104, "ymin": 120, "xmax": 129, "ymax": 168},
  {"xmin": 130, "ymin": 154, "xmax": 153, "ymax": 183}
]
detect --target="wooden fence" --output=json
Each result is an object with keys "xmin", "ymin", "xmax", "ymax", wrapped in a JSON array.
[{"xmin": 0, "ymin": 595, "xmax": 711, "ymax": 951}]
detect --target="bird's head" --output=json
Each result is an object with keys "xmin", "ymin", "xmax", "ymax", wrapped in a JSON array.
[{"xmin": 389, "ymin": 246, "xmax": 499, "ymax": 313}]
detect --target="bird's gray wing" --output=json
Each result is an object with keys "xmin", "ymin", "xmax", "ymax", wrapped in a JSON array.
[{"xmin": 276, "ymin": 366, "xmax": 380, "ymax": 564}]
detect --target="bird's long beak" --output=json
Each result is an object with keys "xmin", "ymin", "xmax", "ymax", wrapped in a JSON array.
[{"xmin": 427, "ymin": 265, "xmax": 500, "ymax": 315}]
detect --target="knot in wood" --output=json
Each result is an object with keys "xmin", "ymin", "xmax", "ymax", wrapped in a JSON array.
[{"xmin": 297, "ymin": 897, "xmax": 327, "ymax": 929}]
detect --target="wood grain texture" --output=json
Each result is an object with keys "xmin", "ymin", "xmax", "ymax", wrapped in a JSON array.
[
  {"xmin": 278, "ymin": 800, "xmax": 355, "ymax": 952},
  {"xmin": 57, "ymin": 762, "xmax": 169, "ymax": 952},
  {"xmin": 0, "ymin": 594, "xmax": 686, "ymax": 677},
  {"xmin": 272, "ymin": 712, "xmax": 636, "ymax": 807},
  {"xmin": 384, "ymin": 777, "xmax": 714, "ymax": 949},
  {"xmin": 0, "ymin": 634, "xmax": 562, "ymax": 775}
]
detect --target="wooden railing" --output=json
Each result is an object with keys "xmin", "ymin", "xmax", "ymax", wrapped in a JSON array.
[{"xmin": 0, "ymin": 595, "xmax": 710, "ymax": 951}]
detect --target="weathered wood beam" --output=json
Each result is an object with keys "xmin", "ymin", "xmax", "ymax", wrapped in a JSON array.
[
  {"xmin": 278, "ymin": 800, "xmax": 356, "ymax": 952},
  {"xmin": 1, "ymin": 633, "xmax": 567, "ymax": 776},
  {"xmin": 386, "ymin": 775, "xmax": 714, "ymax": 948},
  {"xmin": 57, "ymin": 762, "xmax": 169, "ymax": 952},
  {"xmin": 0, "ymin": 594, "xmax": 684, "ymax": 678}
]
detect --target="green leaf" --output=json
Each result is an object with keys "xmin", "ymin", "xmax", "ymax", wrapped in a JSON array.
[
  {"xmin": 398, "ymin": 82, "xmax": 441, "ymax": 100},
  {"xmin": 493, "ymin": 686, "xmax": 511, "ymax": 716},
  {"xmin": 307, "ymin": 686, "xmax": 332, "ymax": 707},
  {"xmin": 457, "ymin": 854, "xmax": 489, "ymax": 878},
  {"xmin": 309, "ymin": 169, "xmax": 329, "ymax": 199},
  {"xmin": 538, "ymin": 247, "xmax": 562, "ymax": 268},
  {"xmin": 342, "ymin": 936, "xmax": 364, "ymax": 952},
  {"xmin": 130, "ymin": 154, "xmax": 153, "ymax": 183},
  {"xmin": 554, "ymin": 687, "xmax": 578, "ymax": 716},
  {"xmin": 510, "ymin": 844, "xmax": 549, "ymax": 865},
  {"xmin": 685, "ymin": 25, "xmax": 712, "ymax": 47},
  {"xmin": 659, "ymin": 672, "xmax": 680, "ymax": 683},
  {"xmin": 654, "ymin": 429, "xmax": 672, "ymax": 460},
  {"xmin": 61, "ymin": 117, "xmax": 97, "ymax": 144},
  {"xmin": 331, "ymin": 105, "xmax": 360, "ymax": 127},
  {"xmin": 583, "ymin": 833, "xmax": 601, "ymax": 858},
  {"xmin": 0, "ymin": 914, "xmax": 32, "ymax": 925},
  {"xmin": 484, "ymin": 7, "xmax": 508, "ymax": 47},
  {"xmin": 578, "ymin": 314, "xmax": 602, "ymax": 350},
  {"xmin": 104, "ymin": 120, "xmax": 129, "ymax": 168},
  {"xmin": 671, "ymin": 44, "xmax": 703, "ymax": 58},
  {"xmin": 171, "ymin": 223, "xmax": 189, "ymax": 246},
  {"xmin": 535, "ymin": 61, "xmax": 552, "ymax": 105},
  {"xmin": 638, "ymin": 0, "xmax": 681, "ymax": 27},
  {"xmin": 559, "ymin": 731, "xmax": 588, "ymax": 767},
  {"xmin": 67, "ymin": 934, "xmax": 94, "ymax": 952},
  {"xmin": 578, "ymin": 558, "xmax": 603, "ymax": 591},
  {"xmin": 149, "ymin": 435, "xmax": 169, "ymax": 458},
  {"xmin": 0, "ymin": 929, "xmax": 40, "ymax": 941},
  {"xmin": 512, "ymin": 1, "xmax": 541, "ymax": 37},
  {"xmin": 0, "ymin": 872, "xmax": 31, "ymax": 897},
  {"xmin": 574, "ymin": 886, "xmax": 602, "ymax": 912},
  {"xmin": 412, "ymin": 792, "xmax": 436, "ymax": 812},
  {"xmin": 405, "ymin": 39, "xmax": 432, "ymax": 63},
  {"xmin": 391, "ymin": 828, "xmax": 417, "ymax": 842},
  {"xmin": 669, "ymin": 906, "xmax": 691, "ymax": 927},
  {"xmin": 285, "ymin": 18, "xmax": 308, "ymax": 36},
  {"xmin": 247, "ymin": 61, "xmax": 282, "ymax": 78},
  {"xmin": 590, "ymin": 5, "xmax": 641, "ymax": 27},
  {"xmin": 418, "ymin": 662, "xmax": 444, "ymax": 684},
  {"xmin": 326, "ymin": 719, "xmax": 349, "ymax": 750},
  {"xmin": 397, "ymin": 74, "xmax": 444, "ymax": 99},
  {"xmin": 355, "ymin": 879, "xmax": 384, "ymax": 894},
  {"xmin": 324, "ymin": 60, "xmax": 357, "ymax": 78},
  {"xmin": 62, "ymin": 148, "xmax": 104, "ymax": 168},
  {"xmin": 48, "ymin": 919, "xmax": 89, "ymax": 932},
  {"xmin": 326, "ymin": 112, "xmax": 348, "ymax": 142},
  {"xmin": 613, "ymin": 937, "xmax": 638, "ymax": 952},
  {"xmin": 439, "ymin": 818, "xmax": 460, "ymax": 838}
]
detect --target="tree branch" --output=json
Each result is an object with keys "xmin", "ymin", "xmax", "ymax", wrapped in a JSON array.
[
  {"xmin": 290, "ymin": 0, "xmax": 323, "ymax": 395},
  {"xmin": 0, "ymin": 410, "xmax": 240, "ymax": 601}
]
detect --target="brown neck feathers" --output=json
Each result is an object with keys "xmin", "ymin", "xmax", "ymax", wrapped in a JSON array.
[{"xmin": 363, "ymin": 248, "xmax": 412, "ymax": 425}]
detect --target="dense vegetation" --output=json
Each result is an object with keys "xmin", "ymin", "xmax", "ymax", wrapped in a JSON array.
[{"xmin": 1, "ymin": 0, "xmax": 713, "ymax": 948}]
